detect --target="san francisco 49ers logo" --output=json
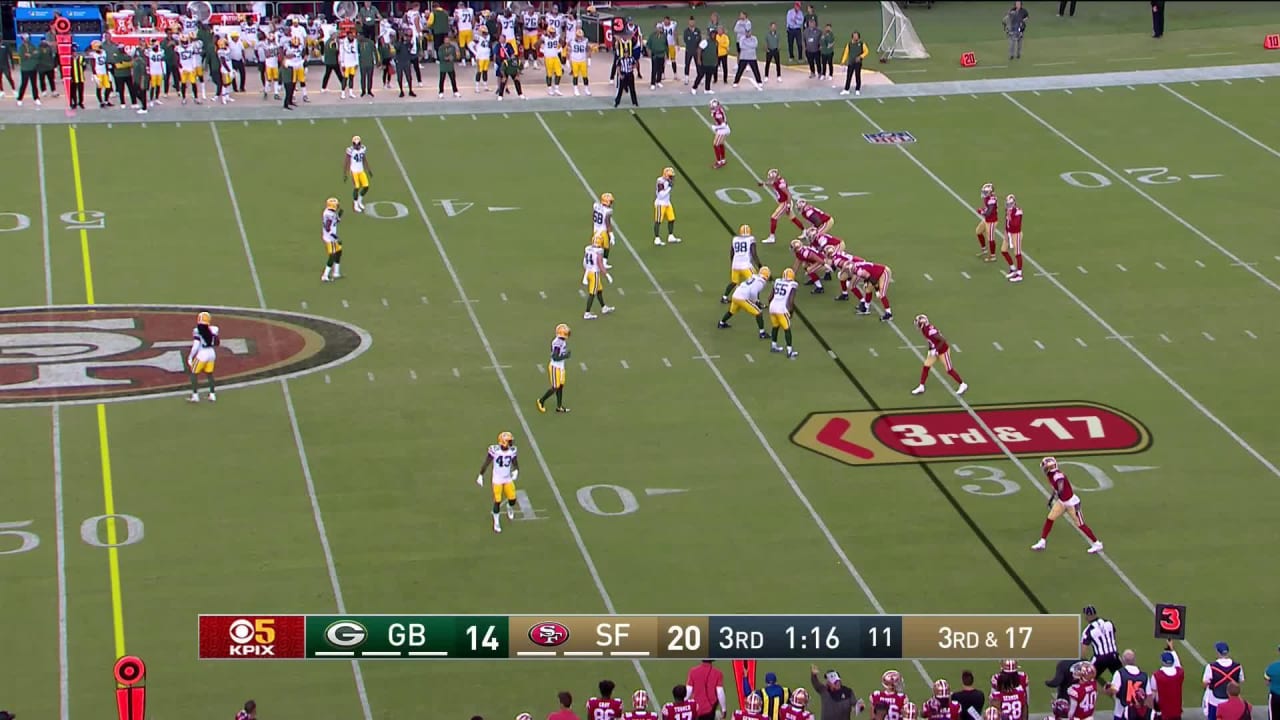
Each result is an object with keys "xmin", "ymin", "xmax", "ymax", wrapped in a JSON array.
[
  {"xmin": 528, "ymin": 622, "xmax": 571, "ymax": 648},
  {"xmin": 0, "ymin": 305, "xmax": 371, "ymax": 407}
]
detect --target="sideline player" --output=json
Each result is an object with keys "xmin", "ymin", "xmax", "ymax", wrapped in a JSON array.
[
  {"xmin": 476, "ymin": 431, "xmax": 520, "ymax": 533},
  {"xmin": 737, "ymin": 693, "xmax": 769, "ymax": 720},
  {"xmin": 976, "ymin": 182, "xmax": 999, "ymax": 262},
  {"xmin": 759, "ymin": 168, "xmax": 804, "ymax": 244},
  {"xmin": 991, "ymin": 659, "xmax": 1030, "ymax": 695},
  {"xmin": 541, "ymin": 27, "xmax": 564, "ymax": 95},
  {"xmin": 592, "ymin": 192, "xmax": 615, "ymax": 269},
  {"xmin": 911, "ymin": 314, "xmax": 967, "ymax": 396},
  {"xmin": 1066, "ymin": 663, "xmax": 1098, "ymax": 720},
  {"xmin": 710, "ymin": 98, "xmax": 730, "ymax": 168},
  {"xmin": 321, "ymin": 197, "xmax": 344, "ymax": 282},
  {"xmin": 1032, "ymin": 457, "xmax": 1105, "ymax": 554},
  {"xmin": 870, "ymin": 670, "xmax": 910, "ymax": 720},
  {"xmin": 568, "ymin": 27, "xmax": 591, "ymax": 95},
  {"xmin": 343, "ymin": 135, "xmax": 373, "ymax": 212},
  {"xmin": 654, "ymin": 167, "xmax": 682, "ymax": 246},
  {"xmin": 991, "ymin": 666, "xmax": 1029, "ymax": 720},
  {"xmin": 781, "ymin": 689, "xmax": 812, "ymax": 720},
  {"xmin": 537, "ymin": 323, "xmax": 572, "ymax": 414},
  {"xmin": 722, "ymin": 224, "xmax": 762, "ymax": 302},
  {"xmin": 1002, "ymin": 194, "xmax": 1024, "ymax": 282},
  {"xmin": 768, "ymin": 268, "xmax": 800, "ymax": 359},
  {"xmin": 795, "ymin": 198, "xmax": 833, "ymax": 235},
  {"xmin": 625, "ymin": 691, "xmax": 658, "ymax": 720},
  {"xmin": 718, "ymin": 266, "xmax": 769, "ymax": 337},
  {"xmin": 187, "ymin": 311, "xmax": 220, "ymax": 403},
  {"xmin": 583, "ymin": 232, "xmax": 616, "ymax": 320},
  {"xmin": 588, "ymin": 681, "xmax": 624, "ymax": 720},
  {"xmin": 922, "ymin": 681, "xmax": 960, "ymax": 720}
]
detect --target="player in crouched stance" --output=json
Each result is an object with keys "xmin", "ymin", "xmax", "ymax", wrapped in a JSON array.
[
  {"xmin": 769, "ymin": 268, "xmax": 800, "ymax": 359},
  {"xmin": 911, "ymin": 314, "xmax": 967, "ymax": 396},
  {"xmin": 718, "ymin": 266, "xmax": 769, "ymax": 337},
  {"xmin": 583, "ymin": 232, "xmax": 615, "ymax": 319},
  {"xmin": 537, "ymin": 323, "xmax": 572, "ymax": 414},
  {"xmin": 1032, "ymin": 457, "xmax": 1105, "ymax": 554},
  {"xmin": 187, "ymin": 311, "xmax": 220, "ymax": 403},
  {"xmin": 476, "ymin": 431, "xmax": 520, "ymax": 533},
  {"xmin": 321, "ymin": 197, "xmax": 344, "ymax": 282}
]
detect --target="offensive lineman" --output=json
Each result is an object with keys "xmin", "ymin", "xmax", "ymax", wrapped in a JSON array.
[{"xmin": 476, "ymin": 431, "xmax": 520, "ymax": 533}]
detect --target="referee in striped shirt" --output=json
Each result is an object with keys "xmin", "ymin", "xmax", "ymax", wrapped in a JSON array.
[
  {"xmin": 1082, "ymin": 606, "xmax": 1122, "ymax": 681},
  {"xmin": 614, "ymin": 46, "xmax": 638, "ymax": 108}
]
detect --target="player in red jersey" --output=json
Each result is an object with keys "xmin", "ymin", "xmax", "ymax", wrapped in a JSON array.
[
  {"xmin": 791, "ymin": 238, "xmax": 828, "ymax": 293},
  {"xmin": 975, "ymin": 182, "xmax": 999, "ymax": 262},
  {"xmin": 710, "ymin": 99, "xmax": 730, "ymax": 168},
  {"xmin": 911, "ymin": 315, "xmax": 966, "ymax": 395},
  {"xmin": 759, "ymin": 169, "xmax": 804, "ymax": 243},
  {"xmin": 1001, "ymin": 194, "xmax": 1024, "ymax": 282},
  {"xmin": 825, "ymin": 246, "xmax": 862, "ymax": 302},
  {"xmin": 781, "ymin": 689, "xmax": 814, "ymax": 720},
  {"xmin": 795, "ymin": 198, "xmax": 834, "ymax": 235},
  {"xmin": 870, "ymin": 671, "xmax": 911, "ymax": 720},
  {"xmin": 991, "ymin": 660, "xmax": 1030, "ymax": 695},
  {"xmin": 903, "ymin": 702, "xmax": 919, "ymax": 720},
  {"xmin": 735, "ymin": 691, "xmax": 769, "ymax": 720},
  {"xmin": 589, "ymin": 681, "xmax": 625, "ymax": 720},
  {"xmin": 235, "ymin": 700, "xmax": 257, "ymax": 720},
  {"xmin": 662, "ymin": 686, "xmax": 697, "ymax": 720},
  {"xmin": 625, "ymin": 691, "xmax": 659, "ymax": 720},
  {"xmin": 1066, "ymin": 663, "xmax": 1098, "ymax": 720},
  {"xmin": 1031, "ymin": 457, "xmax": 1105, "ymax": 554},
  {"xmin": 807, "ymin": 227, "xmax": 845, "ymax": 255},
  {"xmin": 991, "ymin": 672, "xmax": 1029, "ymax": 720},
  {"xmin": 1051, "ymin": 699, "xmax": 1071, "ymax": 720},
  {"xmin": 983, "ymin": 708, "xmax": 1001, "ymax": 720},
  {"xmin": 923, "ymin": 680, "xmax": 961, "ymax": 720},
  {"xmin": 852, "ymin": 259, "xmax": 892, "ymax": 320}
]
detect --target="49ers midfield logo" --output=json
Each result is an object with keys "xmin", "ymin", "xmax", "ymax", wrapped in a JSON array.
[
  {"xmin": 791, "ymin": 401, "xmax": 1151, "ymax": 466},
  {"xmin": 0, "ymin": 305, "xmax": 371, "ymax": 407}
]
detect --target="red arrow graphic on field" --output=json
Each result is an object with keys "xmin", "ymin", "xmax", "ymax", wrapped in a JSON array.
[{"xmin": 815, "ymin": 417, "xmax": 876, "ymax": 460}]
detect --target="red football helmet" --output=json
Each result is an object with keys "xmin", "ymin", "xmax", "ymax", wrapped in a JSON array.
[
  {"xmin": 1041, "ymin": 457, "xmax": 1059, "ymax": 474},
  {"xmin": 903, "ymin": 703, "xmax": 918, "ymax": 720},
  {"xmin": 632, "ymin": 690, "xmax": 649, "ymax": 711},
  {"xmin": 1001, "ymin": 659, "xmax": 1019, "ymax": 673},
  {"xmin": 746, "ymin": 694, "xmax": 763, "ymax": 715},
  {"xmin": 791, "ymin": 689, "xmax": 809, "ymax": 708},
  {"xmin": 933, "ymin": 680, "xmax": 950, "ymax": 699},
  {"xmin": 1052, "ymin": 700, "xmax": 1071, "ymax": 719},
  {"xmin": 1072, "ymin": 662, "xmax": 1096, "ymax": 683}
]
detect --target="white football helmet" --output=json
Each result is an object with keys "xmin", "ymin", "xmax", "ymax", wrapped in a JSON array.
[
  {"xmin": 794, "ymin": 198, "xmax": 809, "ymax": 211},
  {"xmin": 766, "ymin": 168, "xmax": 780, "ymax": 181},
  {"xmin": 915, "ymin": 314, "xmax": 929, "ymax": 329},
  {"xmin": 709, "ymin": 98, "xmax": 721, "ymax": 109},
  {"xmin": 1006, "ymin": 193, "xmax": 1016, "ymax": 206},
  {"xmin": 981, "ymin": 182, "xmax": 994, "ymax": 196}
]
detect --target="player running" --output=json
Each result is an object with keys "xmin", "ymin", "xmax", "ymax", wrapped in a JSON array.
[
  {"xmin": 344, "ymin": 135, "xmax": 373, "ymax": 212},
  {"xmin": 718, "ymin": 266, "xmax": 770, "ymax": 338},
  {"xmin": 1002, "ymin": 194, "xmax": 1024, "ymax": 282},
  {"xmin": 911, "ymin": 314, "xmax": 967, "ymax": 396},
  {"xmin": 536, "ymin": 323, "xmax": 572, "ymax": 414},
  {"xmin": 759, "ymin": 168, "xmax": 804, "ymax": 244},
  {"xmin": 476, "ymin": 431, "xmax": 520, "ymax": 533},
  {"xmin": 321, "ymin": 197, "xmax": 344, "ymax": 282},
  {"xmin": 722, "ymin": 224, "xmax": 762, "ymax": 302},
  {"xmin": 1032, "ymin": 457, "xmax": 1105, "ymax": 554},
  {"xmin": 583, "ymin": 232, "xmax": 616, "ymax": 320},
  {"xmin": 187, "ymin": 311, "xmax": 220, "ymax": 403},
  {"xmin": 768, "ymin": 268, "xmax": 800, "ymax": 359},
  {"xmin": 710, "ymin": 98, "xmax": 730, "ymax": 168},
  {"xmin": 654, "ymin": 167, "xmax": 682, "ymax": 246},
  {"xmin": 976, "ymin": 182, "xmax": 999, "ymax": 262}
]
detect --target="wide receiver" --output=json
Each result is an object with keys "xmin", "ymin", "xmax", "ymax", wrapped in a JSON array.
[
  {"xmin": 536, "ymin": 323, "xmax": 572, "ymax": 414},
  {"xmin": 476, "ymin": 431, "xmax": 520, "ymax": 533},
  {"xmin": 582, "ymin": 232, "xmax": 616, "ymax": 320},
  {"xmin": 759, "ymin": 169, "xmax": 804, "ymax": 244},
  {"xmin": 591, "ymin": 192, "xmax": 615, "ymax": 269},
  {"xmin": 654, "ymin": 167, "xmax": 682, "ymax": 246},
  {"xmin": 343, "ymin": 135, "xmax": 373, "ymax": 213},
  {"xmin": 321, "ymin": 197, "xmax": 344, "ymax": 282},
  {"xmin": 1032, "ymin": 457, "xmax": 1104, "ymax": 554},
  {"xmin": 1002, "ymin": 194, "xmax": 1024, "ymax": 282},
  {"xmin": 723, "ymin": 223, "xmax": 763, "ymax": 302},
  {"xmin": 710, "ymin": 98, "xmax": 730, "ymax": 168},
  {"xmin": 912, "ymin": 314, "xmax": 968, "ymax": 396},
  {"xmin": 975, "ymin": 182, "xmax": 999, "ymax": 262},
  {"xmin": 187, "ymin": 311, "xmax": 220, "ymax": 403}
]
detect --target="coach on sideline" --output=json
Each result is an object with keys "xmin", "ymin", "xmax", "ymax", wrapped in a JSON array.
[
  {"xmin": 688, "ymin": 659, "xmax": 727, "ymax": 720},
  {"xmin": 809, "ymin": 665, "xmax": 862, "ymax": 720}
]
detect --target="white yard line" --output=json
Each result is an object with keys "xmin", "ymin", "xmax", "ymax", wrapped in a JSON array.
[
  {"xmin": 1004, "ymin": 93, "xmax": 1280, "ymax": 294},
  {"xmin": 1159, "ymin": 84, "xmax": 1280, "ymax": 160},
  {"xmin": 210, "ymin": 122, "xmax": 374, "ymax": 720},
  {"xmin": 375, "ymin": 117, "xmax": 658, "ymax": 700},
  {"xmin": 37, "ymin": 124, "xmax": 71, "ymax": 720}
]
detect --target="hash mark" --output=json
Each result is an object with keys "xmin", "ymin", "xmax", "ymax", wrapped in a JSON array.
[
  {"xmin": 500, "ymin": 292, "xmax": 509, "ymax": 302},
  {"xmin": 1076, "ymin": 337, "xmax": 1088, "ymax": 347},
  {"xmin": 658, "ymin": 108, "xmax": 665, "ymax": 113},
  {"xmin": 744, "ymin": 353, "xmax": 754, "ymax": 363},
  {"xmin": 407, "ymin": 116, "xmax": 414, "ymax": 122},
  {"xmin": 868, "ymin": 348, "xmax": 878, "ymax": 357},
  {"xmin": 993, "ymin": 341, "xmax": 1004, "ymax": 351},
  {"xmin": 381, "ymin": 298, "xmax": 389, "ymax": 307},
  {"xmin": 1095, "ymin": 87, "xmax": 1104, "ymax": 93},
  {"xmin": 1034, "ymin": 340, "xmax": 1046, "ymax": 350},
  {"xmin": 597, "ymin": 110, "xmax": 604, "ymax": 115},
  {"xmin": 876, "ymin": 98, "xmax": 884, "ymax": 104},
  {"xmin": 367, "ymin": 372, "xmax": 375, "ymax": 382},
  {"xmin": 907, "ymin": 97, "xmax": 916, "ymax": 103},
  {"xmin": 1257, "ymin": 78, "xmax": 1266, "ymax": 84},
  {"xmin": 620, "ymin": 359, "xmax": 630, "ymax": 369},
  {"xmin": 1127, "ymin": 85, "xmax": 1136, "ymax": 90},
  {"xmin": 578, "ymin": 289, "xmax": 587, "ymax": 298},
  {"xmin": 140, "ymin": 123, "xmax": 147, "ymax": 129},
  {"xmin": 814, "ymin": 101, "xmax": 822, "ymax": 106},
  {"xmin": 277, "ymin": 119, "xmax": 282, "ymax": 126},
  {"xmin": 939, "ymin": 96, "xmax": 947, "ymax": 101},
  {"xmin": 342, "ymin": 299, "xmax": 350, "ymax": 308},
  {"xmin": 538, "ymin": 291, "xmax": 547, "ymax": 299},
  {"xmin": 1195, "ymin": 260, "xmax": 1205, "ymax": 268},
  {"xmin": 1160, "ymin": 334, "xmax": 1172, "ymax": 344},
  {"xmin": 952, "ymin": 345, "xmax": 962, "ymax": 353},
  {"xmin": 324, "ymin": 374, "xmax": 331, "ymax": 384},
  {"xmin": 564, "ymin": 111, "xmax": 571, "ymax": 117},
  {"xmin": 309, "ymin": 119, "xmax": 315, "ymax": 125},
  {"xmin": 1202, "ymin": 331, "xmax": 1216, "ymax": 342},
  {"xmin": 923, "ymin": 273, "xmax": 934, "ymax": 282},
  {"xmin": 662, "ymin": 357, "xmax": 672, "ymax": 368},
  {"xmin": 580, "ymin": 362, "xmax": 588, "ymax": 372},
  {"xmin": 971, "ymin": 94, "xmax": 979, "ymax": 99},
  {"xmin": 961, "ymin": 271, "xmax": 972, "ymax": 279},
  {"xmin": 1116, "ymin": 264, "xmax": 1127, "ymax": 272},
  {"xmin": 616, "ymin": 288, "xmax": 625, "ymax": 296},
  {"xmin": 409, "ymin": 370, "xmax": 418, "ymax": 380},
  {"xmin": 453, "ymin": 298, "xmax": 479, "ymax": 304},
  {"xmin": 483, "ymin": 364, "xmax": 512, "ymax": 370},
  {"xmin": 175, "ymin": 122, "xmax": 182, "ymax": 127},
  {"xmin": 1191, "ymin": 81, "xmax": 1200, "ymax": 87},
  {"xmin": 1223, "ymin": 79, "xmax": 1233, "ymax": 85},
  {"xmin": 1155, "ymin": 262, "xmax": 1166, "ymax": 270},
  {"xmin": 694, "ymin": 284, "xmax": 704, "ymax": 293},
  {"xmin": 301, "ymin": 301, "xmax": 309, "ymax": 310},
  {"xmin": 1063, "ymin": 89, "xmax": 1072, "ymax": 95},
  {"xmin": 1232, "ymin": 261, "xmax": 1258, "ymax": 267},
  {"xmin": 1107, "ymin": 334, "xmax": 1135, "ymax": 341},
  {"xmin": 453, "ymin": 368, "xmax": 461, "ymax": 377},
  {"xmin": 243, "ymin": 120, "xmax": 249, "ymax": 126},
  {"xmin": 535, "ymin": 364, "xmax": 543, "ymax": 374},
  {"xmin": 421, "ymin": 296, "xmax": 429, "ymax": 304},
  {"xmin": 1077, "ymin": 265, "xmax": 1089, "ymax": 274},
  {"xmin": 1033, "ymin": 91, "xmax": 1041, "ymax": 96},
  {"xmin": 753, "ymin": 104, "xmax": 761, "ymax": 109},
  {"xmin": 1245, "ymin": 330, "xmax": 1257, "ymax": 339},
  {"xmin": 828, "ymin": 349, "xmax": 839, "ymax": 359},
  {"xmin": 784, "ymin": 103, "xmax": 792, "ymax": 108},
  {"xmin": 1036, "ymin": 271, "xmax": 1060, "ymax": 277},
  {"xmin": 503, "ymin": 113, "xmax": 509, "ymax": 118},
  {"xmin": 694, "ymin": 354, "xmax": 720, "ymax": 361}
]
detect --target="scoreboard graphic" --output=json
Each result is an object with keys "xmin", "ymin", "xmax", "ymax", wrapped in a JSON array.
[{"xmin": 198, "ymin": 614, "xmax": 1080, "ymax": 660}]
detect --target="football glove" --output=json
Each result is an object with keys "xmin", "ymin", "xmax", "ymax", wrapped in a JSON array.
[
  {"xmin": 476, "ymin": 474, "xmax": 484, "ymax": 486},
  {"xmin": 512, "ymin": 470, "xmax": 519, "ymax": 481}
]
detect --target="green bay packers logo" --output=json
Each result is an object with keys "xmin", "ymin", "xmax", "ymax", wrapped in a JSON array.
[
  {"xmin": 324, "ymin": 620, "xmax": 369, "ymax": 650},
  {"xmin": 791, "ymin": 401, "xmax": 1151, "ymax": 466},
  {"xmin": 0, "ymin": 305, "xmax": 371, "ymax": 407}
]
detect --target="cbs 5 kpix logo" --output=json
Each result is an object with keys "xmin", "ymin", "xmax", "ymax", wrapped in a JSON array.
[
  {"xmin": 228, "ymin": 618, "xmax": 277, "ymax": 656},
  {"xmin": 322, "ymin": 619, "xmax": 369, "ymax": 651}
]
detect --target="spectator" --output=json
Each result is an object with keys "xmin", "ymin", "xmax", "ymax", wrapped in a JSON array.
[
  {"xmin": 436, "ymin": 34, "xmax": 459, "ymax": 98},
  {"xmin": 952, "ymin": 671, "xmax": 985, "ymax": 720},
  {"xmin": 549, "ymin": 692, "xmax": 580, "ymax": 720},
  {"xmin": 428, "ymin": 3, "xmax": 450, "ymax": 59},
  {"xmin": 0, "ymin": 36, "xmax": 13, "ymax": 98},
  {"xmin": 1105, "ymin": 649, "xmax": 1154, "ymax": 720},
  {"xmin": 358, "ymin": 0, "xmax": 380, "ymax": 40},
  {"xmin": 681, "ymin": 16, "xmax": 701, "ymax": 84},
  {"xmin": 1153, "ymin": 643, "xmax": 1184, "ymax": 720},
  {"xmin": 804, "ymin": 5, "xmax": 820, "ymax": 30},
  {"xmin": 357, "ymin": 30, "xmax": 377, "ymax": 98},
  {"xmin": 733, "ymin": 11, "xmax": 751, "ymax": 54},
  {"xmin": 1082, "ymin": 606, "xmax": 1122, "ymax": 681},
  {"xmin": 1003, "ymin": 1, "xmax": 1029, "ymax": 60},
  {"xmin": 393, "ymin": 31, "xmax": 415, "ymax": 97},
  {"xmin": 613, "ymin": 45, "xmax": 637, "ymax": 108},
  {"xmin": 707, "ymin": 11, "xmax": 721, "ymax": 36},
  {"xmin": 1214, "ymin": 685, "xmax": 1249, "ymax": 720},
  {"xmin": 819, "ymin": 23, "xmax": 835, "ymax": 82},
  {"xmin": 839, "ymin": 30, "xmax": 868, "ymax": 96},
  {"xmin": 732, "ymin": 25, "xmax": 761, "ymax": 89},
  {"xmin": 1203, "ymin": 642, "xmax": 1243, "ymax": 720},
  {"xmin": 321, "ymin": 33, "xmax": 340, "ymax": 91},
  {"xmin": 687, "ymin": 659, "xmax": 726, "ymax": 720},
  {"xmin": 809, "ymin": 665, "xmax": 862, "ymax": 720},
  {"xmin": 1058, "ymin": 1, "xmax": 1077, "ymax": 17},
  {"xmin": 692, "ymin": 28, "xmax": 717, "ymax": 94},
  {"xmin": 110, "ymin": 42, "xmax": 133, "ymax": 108},
  {"xmin": 785, "ymin": 2, "xmax": 804, "ymax": 61},
  {"xmin": 1150, "ymin": 1, "xmax": 1165, "ymax": 38},
  {"xmin": 757, "ymin": 672, "xmax": 791, "ymax": 720},
  {"xmin": 715, "ymin": 26, "xmax": 729, "ymax": 84},
  {"xmin": 647, "ymin": 22, "xmax": 667, "ymax": 88},
  {"xmin": 1267, "ymin": 647, "xmax": 1280, "ymax": 720},
  {"xmin": 802, "ymin": 19, "xmax": 821, "ymax": 79},
  {"xmin": 763, "ymin": 22, "xmax": 781, "ymax": 82},
  {"xmin": 36, "ymin": 36, "xmax": 56, "ymax": 98},
  {"xmin": 129, "ymin": 44, "xmax": 148, "ymax": 113}
]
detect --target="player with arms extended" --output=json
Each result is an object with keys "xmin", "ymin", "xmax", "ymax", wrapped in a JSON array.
[
  {"xmin": 795, "ymin": 198, "xmax": 834, "ymax": 235},
  {"xmin": 912, "ymin": 314, "xmax": 967, "ymax": 396},
  {"xmin": 187, "ymin": 311, "xmax": 220, "ymax": 403},
  {"xmin": 344, "ymin": 135, "xmax": 373, "ymax": 213},
  {"xmin": 582, "ymin": 232, "xmax": 616, "ymax": 320},
  {"xmin": 537, "ymin": 323, "xmax": 572, "ymax": 414},
  {"xmin": 759, "ymin": 169, "xmax": 804, "ymax": 244},
  {"xmin": 718, "ymin": 266, "xmax": 770, "ymax": 338},
  {"xmin": 710, "ymin": 98, "xmax": 730, "ymax": 168},
  {"xmin": 1032, "ymin": 457, "xmax": 1105, "ymax": 554},
  {"xmin": 871, "ymin": 671, "xmax": 910, "ymax": 720},
  {"xmin": 722, "ymin": 224, "xmax": 763, "ymax": 302},
  {"xmin": 654, "ymin": 168, "xmax": 682, "ymax": 246},
  {"xmin": 626, "ymin": 691, "xmax": 659, "ymax": 720},
  {"xmin": 768, "ymin": 268, "xmax": 800, "ymax": 359},
  {"xmin": 321, "ymin": 197, "xmax": 344, "ymax": 282},
  {"xmin": 1002, "ymin": 194, "xmax": 1024, "ymax": 282},
  {"xmin": 592, "ymin": 192, "xmax": 615, "ymax": 270},
  {"xmin": 975, "ymin": 182, "xmax": 999, "ymax": 262},
  {"xmin": 1067, "ymin": 662, "xmax": 1098, "ymax": 720},
  {"xmin": 476, "ymin": 431, "xmax": 520, "ymax": 533},
  {"xmin": 922, "ymin": 680, "xmax": 961, "ymax": 720},
  {"xmin": 589, "ymin": 680, "xmax": 624, "ymax": 720}
]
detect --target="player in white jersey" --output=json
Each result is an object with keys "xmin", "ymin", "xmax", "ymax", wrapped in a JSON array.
[
  {"xmin": 545, "ymin": 6, "xmax": 565, "ymax": 37},
  {"xmin": 455, "ymin": 3, "xmax": 476, "ymax": 64},
  {"xmin": 653, "ymin": 167, "xmax": 681, "ymax": 246},
  {"xmin": 722, "ymin": 224, "xmax": 762, "ymax": 302},
  {"xmin": 499, "ymin": 9, "xmax": 518, "ymax": 47},
  {"xmin": 477, "ymin": 431, "xmax": 520, "ymax": 533},
  {"xmin": 344, "ymin": 135, "xmax": 373, "ymax": 212},
  {"xmin": 541, "ymin": 29, "xmax": 564, "ymax": 94},
  {"xmin": 567, "ymin": 28, "xmax": 590, "ymax": 96},
  {"xmin": 146, "ymin": 42, "xmax": 165, "ymax": 104},
  {"xmin": 175, "ymin": 36, "xmax": 201, "ymax": 104},
  {"xmin": 187, "ymin": 311, "xmax": 220, "ymax": 403},
  {"xmin": 470, "ymin": 26, "xmax": 492, "ymax": 91},
  {"xmin": 768, "ymin": 269, "xmax": 800, "ymax": 358},
  {"xmin": 215, "ymin": 38, "xmax": 233, "ymax": 104},
  {"xmin": 537, "ymin": 324, "xmax": 572, "ymax": 414},
  {"xmin": 338, "ymin": 31, "xmax": 359, "ymax": 98},
  {"xmin": 321, "ymin": 198, "xmax": 344, "ymax": 282},
  {"xmin": 190, "ymin": 36, "xmax": 209, "ymax": 100},
  {"xmin": 661, "ymin": 17, "xmax": 678, "ymax": 76},
  {"xmin": 582, "ymin": 232, "xmax": 615, "ymax": 320},
  {"xmin": 591, "ymin": 192, "xmax": 614, "ymax": 268},
  {"xmin": 718, "ymin": 266, "xmax": 770, "ymax": 337},
  {"xmin": 260, "ymin": 34, "xmax": 281, "ymax": 99},
  {"xmin": 521, "ymin": 8, "xmax": 541, "ymax": 66}
]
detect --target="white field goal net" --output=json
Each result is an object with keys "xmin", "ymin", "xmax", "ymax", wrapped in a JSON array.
[{"xmin": 877, "ymin": 1, "xmax": 930, "ymax": 60}]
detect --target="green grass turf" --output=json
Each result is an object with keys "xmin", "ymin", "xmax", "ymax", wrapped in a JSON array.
[
  {"xmin": 614, "ymin": 1, "xmax": 1280, "ymax": 82},
  {"xmin": 3, "ymin": 74, "xmax": 1280, "ymax": 720}
]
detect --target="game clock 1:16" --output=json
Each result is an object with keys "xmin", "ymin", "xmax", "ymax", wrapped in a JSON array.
[{"xmin": 784, "ymin": 618, "xmax": 901, "ymax": 659}]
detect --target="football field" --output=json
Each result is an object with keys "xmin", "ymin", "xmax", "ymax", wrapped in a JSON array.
[{"xmin": 4, "ymin": 75, "xmax": 1280, "ymax": 720}]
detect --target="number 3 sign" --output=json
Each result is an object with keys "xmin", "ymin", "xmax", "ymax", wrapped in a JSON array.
[{"xmin": 1154, "ymin": 603, "xmax": 1187, "ymax": 640}]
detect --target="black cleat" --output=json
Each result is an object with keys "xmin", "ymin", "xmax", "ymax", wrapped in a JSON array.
[
  {"xmin": 555, "ymin": 406, "xmax": 571, "ymax": 413},
  {"xmin": 880, "ymin": 310, "xmax": 894, "ymax": 322},
  {"xmin": 834, "ymin": 293, "xmax": 849, "ymax": 301},
  {"xmin": 856, "ymin": 301, "xmax": 871, "ymax": 315},
  {"xmin": 717, "ymin": 321, "xmax": 730, "ymax": 329},
  {"xmin": 811, "ymin": 286, "xmax": 825, "ymax": 294}
]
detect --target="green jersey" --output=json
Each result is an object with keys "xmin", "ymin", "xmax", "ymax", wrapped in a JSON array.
[{"xmin": 438, "ymin": 42, "xmax": 458, "ymax": 71}]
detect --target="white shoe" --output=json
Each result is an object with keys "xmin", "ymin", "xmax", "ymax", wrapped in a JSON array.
[
  {"xmin": 705, "ymin": 89, "xmax": 715, "ymax": 95},
  {"xmin": 650, "ymin": 84, "xmax": 656, "ymax": 90},
  {"xmin": 322, "ymin": 275, "xmax": 333, "ymax": 282},
  {"xmin": 603, "ymin": 260, "xmax": 613, "ymax": 269},
  {"xmin": 777, "ymin": 77, "xmax": 783, "ymax": 83},
  {"xmin": 438, "ymin": 92, "xmax": 444, "ymax": 98},
  {"xmin": 957, "ymin": 382, "xmax": 968, "ymax": 395},
  {"xmin": 654, "ymin": 237, "xmax": 665, "ymax": 246},
  {"xmin": 1005, "ymin": 269, "xmax": 1018, "ymax": 278},
  {"xmin": 764, "ymin": 234, "xmax": 776, "ymax": 244},
  {"xmin": 188, "ymin": 393, "xmax": 200, "ymax": 403},
  {"xmin": 690, "ymin": 87, "xmax": 697, "ymax": 95},
  {"xmin": 854, "ymin": 89, "xmax": 861, "ymax": 96},
  {"xmin": 732, "ymin": 83, "xmax": 739, "ymax": 88},
  {"xmin": 35, "ymin": 99, "xmax": 41, "ymax": 106},
  {"xmin": 601, "ymin": 305, "xmax": 615, "ymax": 314},
  {"xmin": 493, "ymin": 518, "xmax": 502, "ymax": 533},
  {"xmin": 756, "ymin": 82, "xmax": 763, "ymax": 91},
  {"xmin": 354, "ymin": 201, "xmax": 361, "ymax": 212},
  {"xmin": 584, "ymin": 87, "xmax": 591, "ymax": 95},
  {"xmin": 911, "ymin": 384, "xmax": 926, "ymax": 395},
  {"xmin": 787, "ymin": 350, "xmax": 798, "ymax": 359},
  {"xmin": 1088, "ymin": 541, "xmax": 1105, "ymax": 554},
  {"xmin": 574, "ymin": 87, "xmax": 580, "ymax": 95},
  {"xmin": 137, "ymin": 108, "xmax": 148, "ymax": 114},
  {"xmin": 840, "ymin": 89, "xmax": 849, "ymax": 95},
  {"xmin": 506, "ymin": 506, "xmax": 515, "ymax": 520},
  {"xmin": 667, "ymin": 234, "xmax": 681, "ymax": 244},
  {"xmin": 1009, "ymin": 272, "xmax": 1023, "ymax": 283},
  {"xmin": 583, "ymin": 312, "xmax": 598, "ymax": 320},
  {"xmin": 1031, "ymin": 539, "xmax": 1047, "ymax": 551},
  {"xmin": 453, "ymin": 92, "xmax": 461, "ymax": 97},
  {"xmin": 208, "ymin": 392, "xmax": 217, "ymax": 403}
]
